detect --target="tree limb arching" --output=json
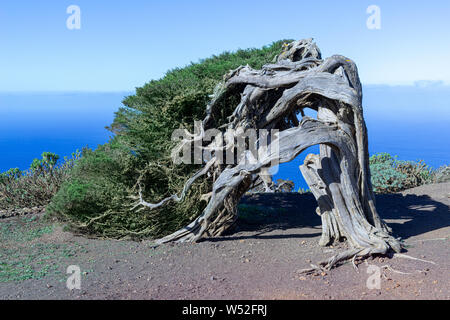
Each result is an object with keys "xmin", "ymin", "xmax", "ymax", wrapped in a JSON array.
[{"xmin": 135, "ymin": 39, "xmax": 402, "ymax": 269}]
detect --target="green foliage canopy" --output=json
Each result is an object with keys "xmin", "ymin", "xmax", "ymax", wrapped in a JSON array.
[{"xmin": 47, "ymin": 40, "xmax": 291, "ymax": 239}]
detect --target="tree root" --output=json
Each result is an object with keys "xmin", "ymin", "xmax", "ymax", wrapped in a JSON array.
[
  {"xmin": 411, "ymin": 237, "xmax": 448, "ymax": 242},
  {"xmin": 379, "ymin": 265, "xmax": 413, "ymax": 275},
  {"xmin": 298, "ymin": 248, "xmax": 367, "ymax": 274},
  {"xmin": 393, "ymin": 253, "xmax": 436, "ymax": 265},
  {"xmin": 298, "ymin": 248, "xmax": 438, "ymax": 275}
]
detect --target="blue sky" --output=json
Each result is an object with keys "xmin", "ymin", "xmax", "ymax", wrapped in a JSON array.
[{"xmin": 1, "ymin": 0, "xmax": 449, "ymax": 91}]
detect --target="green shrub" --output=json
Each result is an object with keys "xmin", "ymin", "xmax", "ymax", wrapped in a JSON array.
[
  {"xmin": 30, "ymin": 152, "xmax": 59, "ymax": 173},
  {"xmin": 0, "ymin": 151, "xmax": 80, "ymax": 210},
  {"xmin": 47, "ymin": 40, "xmax": 291, "ymax": 239},
  {"xmin": 395, "ymin": 159, "xmax": 433, "ymax": 189},
  {"xmin": 369, "ymin": 153, "xmax": 433, "ymax": 193},
  {"xmin": 432, "ymin": 165, "xmax": 450, "ymax": 183},
  {"xmin": 273, "ymin": 179, "xmax": 295, "ymax": 193},
  {"xmin": 298, "ymin": 188, "xmax": 311, "ymax": 194}
]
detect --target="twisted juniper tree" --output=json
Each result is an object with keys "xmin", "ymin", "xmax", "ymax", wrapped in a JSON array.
[{"xmin": 134, "ymin": 39, "xmax": 402, "ymax": 270}]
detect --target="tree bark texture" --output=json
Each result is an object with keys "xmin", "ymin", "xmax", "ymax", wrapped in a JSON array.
[{"xmin": 135, "ymin": 39, "xmax": 402, "ymax": 269}]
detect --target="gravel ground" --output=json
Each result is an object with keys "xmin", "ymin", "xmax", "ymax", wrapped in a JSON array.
[{"xmin": 0, "ymin": 183, "xmax": 448, "ymax": 300}]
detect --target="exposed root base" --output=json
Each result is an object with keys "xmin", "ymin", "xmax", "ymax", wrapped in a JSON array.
[
  {"xmin": 297, "ymin": 245, "xmax": 439, "ymax": 275},
  {"xmin": 297, "ymin": 243, "xmax": 402, "ymax": 274},
  {"xmin": 299, "ymin": 248, "xmax": 366, "ymax": 274}
]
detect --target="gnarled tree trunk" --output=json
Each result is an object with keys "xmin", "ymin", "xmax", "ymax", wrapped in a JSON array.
[{"xmin": 135, "ymin": 39, "xmax": 402, "ymax": 270}]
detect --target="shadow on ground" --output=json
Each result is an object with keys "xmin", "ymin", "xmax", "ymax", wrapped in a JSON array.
[
  {"xmin": 376, "ymin": 193, "xmax": 450, "ymax": 239},
  {"xmin": 219, "ymin": 190, "xmax": 450, "ymax": 242}
]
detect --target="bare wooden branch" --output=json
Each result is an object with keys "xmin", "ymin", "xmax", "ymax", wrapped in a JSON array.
[{"xmin": 136, "ymin": 39, "xmax": 402, "ymax": 268}]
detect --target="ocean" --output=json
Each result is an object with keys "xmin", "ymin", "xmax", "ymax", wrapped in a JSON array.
[
  {"xmin": 1, "ymin": 86, "xmax": 449, "ymax": 190},
  {"xmin": 0, "ymin": 92, "xmax": 128, "ymax": 171}
]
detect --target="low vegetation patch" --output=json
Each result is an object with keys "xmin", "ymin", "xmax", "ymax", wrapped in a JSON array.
[
  {"xmin": 0, "ymin": 215, "xmax": 85, "ymax": 283},
  {"xmin": 433, "ymin": 165, "xmax": 450, "ymax": 183},
  {"xmin": 369, "ymin": 153, "xmax": 448, "ymax": 193},
  {"xmin": 0, "ymin": 151, "xmax": 80, "ymax": 210}
]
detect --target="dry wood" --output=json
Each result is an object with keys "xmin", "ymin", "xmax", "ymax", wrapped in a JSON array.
[{"xmin": 135, "ymin": 39, "xmax": 402, "ymax": 269}]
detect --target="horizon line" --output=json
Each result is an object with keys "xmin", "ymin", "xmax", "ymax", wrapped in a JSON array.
[{"xmin": 1, "ymin": 81, "xmax": 450, "ymax": 94}]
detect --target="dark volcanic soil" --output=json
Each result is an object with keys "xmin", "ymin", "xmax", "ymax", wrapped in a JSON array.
[{"xmin": 0, "ymin": 183, "xmax": 449, "ymax": 300}]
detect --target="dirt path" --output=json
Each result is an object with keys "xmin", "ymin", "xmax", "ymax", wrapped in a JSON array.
[{"xmin": 0, "ymin": 183, "xmax": 449, "ymax": 300}]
